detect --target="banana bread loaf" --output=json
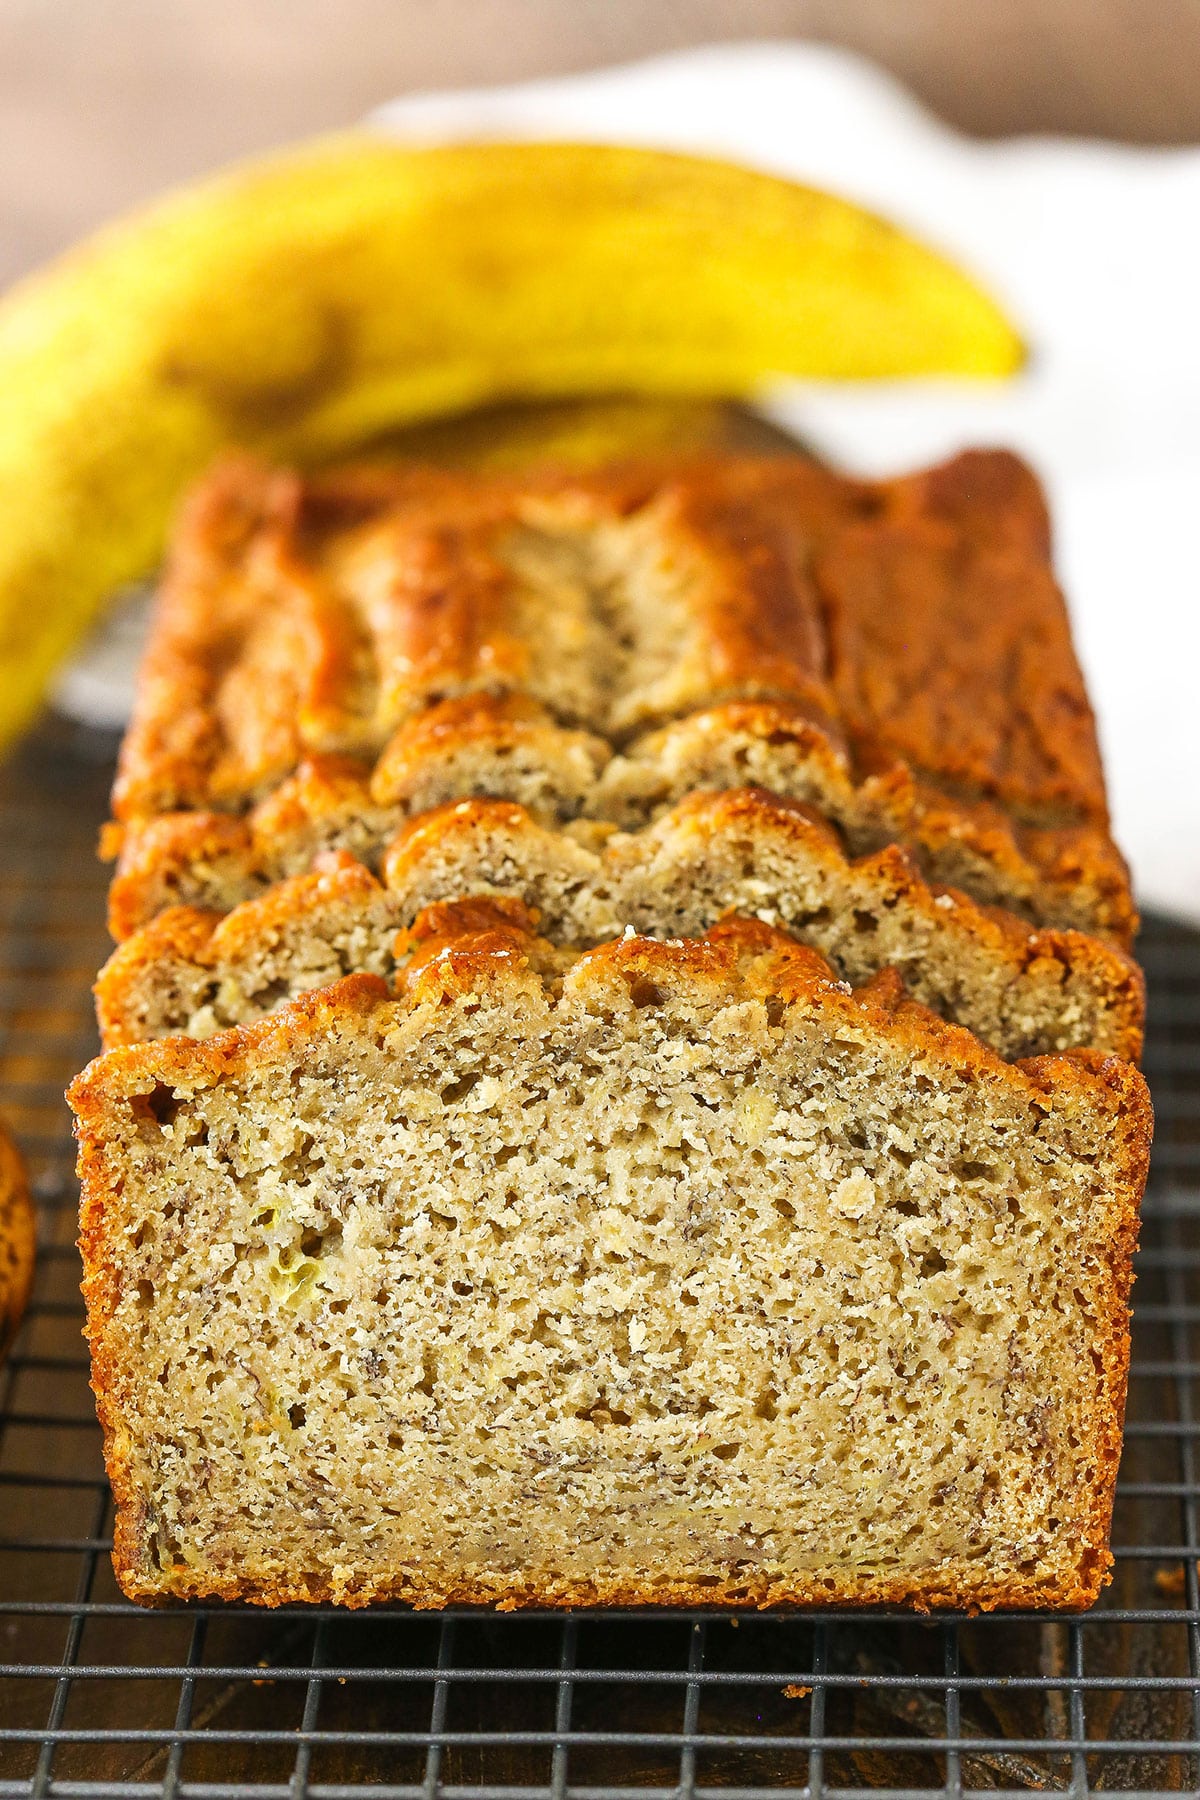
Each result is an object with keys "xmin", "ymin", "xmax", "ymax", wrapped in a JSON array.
[
  {"xmin": 71, "ymin": 906, "xmax": 1150, "ymax": 1610},
  {"xmin": 102, "ymin": 450, "xmax": 1134, "ymax": 945},
  {"xmin": 75, "ymin": 441, "xmax": 1149, "ymax": 1612}
]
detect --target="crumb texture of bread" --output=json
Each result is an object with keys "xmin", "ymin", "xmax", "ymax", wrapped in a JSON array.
[
  {"xmin": 72, "ymin": 918, "xmax": 1150, "ymax": 1612},
  {"xmin": 104, "ymin": 450, "xmax": 1134, "ymax": 946},
  {"xmin": 95, "ymin": 790, "xmax": 1144, "ymax": 1063}
]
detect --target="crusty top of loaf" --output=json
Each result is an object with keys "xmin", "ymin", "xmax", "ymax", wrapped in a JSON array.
[
  {"xmin": 71, "ymin": 904, "xmax": 1152, "ymax": 1174},
  {"xmin": 110, "ymin": 449, "xmax": 1107, "ymax": 836}
]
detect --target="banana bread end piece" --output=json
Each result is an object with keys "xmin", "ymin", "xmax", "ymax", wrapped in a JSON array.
[{"xmin": 72, "ymin": 909, "xmax": 1149, "ymax": 1611}]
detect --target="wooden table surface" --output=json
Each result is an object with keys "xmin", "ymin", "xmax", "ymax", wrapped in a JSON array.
[{"xmin": 2, "ymin": 0, "xmax": 1198, "ymax": 288}]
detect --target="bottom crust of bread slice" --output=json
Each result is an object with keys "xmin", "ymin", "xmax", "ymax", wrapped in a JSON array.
[{"xmin": 71, "ymin": 909, "xmax": 1151, "ymax": 1611}]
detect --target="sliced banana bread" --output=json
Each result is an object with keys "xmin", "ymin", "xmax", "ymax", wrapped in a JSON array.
[
  {"xmin": 96, "ymin": 789, "xmax": 1144, "ymax": 1062},
  {"xmin": 72, "ymin": 907, "xmax": 1150, "ymax": 1610},
  {"xmin": 102, "ymin": 450, "xmax": 1134, "ymax": 944}
]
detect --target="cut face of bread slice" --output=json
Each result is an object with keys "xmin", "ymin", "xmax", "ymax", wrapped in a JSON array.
[
  {"xmin": 591, "ymin": 703, "xmax": 1133, "ymax": 940},
  {"xmin": 104, "ymin": 449, "xmax": 1135, "ymax": 947},
  {"xmin": 370, "ymin": 692, "xmax": 611, "ymax": 818},
  {"xmin": 96, "ymin": 790, "xmax": 1144, "ymax": 1062},
  {"xmin": 104, "ymin": 696, "xmax": 1134, "ymax": 946},
  {"xmin": 71, "ymin": 912, "xmax": 1150, "ymax": 1610}
]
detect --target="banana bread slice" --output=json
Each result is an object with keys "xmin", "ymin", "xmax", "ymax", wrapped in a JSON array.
[
  {"xmin": 95, "ymin": 788, "xmax": 1144, "ymax": 1061},
  {"xmin": 105, "ymin": 696, "xmax": 1130, "ymax": 945},
  {"xmin": 102, "ymin": 449, "xmax": 1135, "ymax": 945},
  {"xmin": 72, "ymin": 906, "xmax": 1149, "ymax": 1610}
]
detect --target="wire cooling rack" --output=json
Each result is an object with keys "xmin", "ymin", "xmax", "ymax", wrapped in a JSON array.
[{"xmin": 1, "ymin": 717, "xmax": 1199, "ymax": 1799}]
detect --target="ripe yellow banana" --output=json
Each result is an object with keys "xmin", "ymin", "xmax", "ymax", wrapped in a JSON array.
[{"xmin": 0, "ymin": 136, "xmax": 1023, "ymax": 749}]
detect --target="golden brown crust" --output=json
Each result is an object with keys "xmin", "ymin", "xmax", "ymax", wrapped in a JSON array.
[
  {"xmin": 108, "ymin": 449, "xmax": 1125, "ymax": 897},
  {"xmin": 392, "ymin": 891, "xmax": 546, "ymax": 964},
  {"xmin": 878, "ymin": 446, "xmax": 1052, "ymax": 559},
  {"xmin": 104, "ymin": 757, "xmax": 396, "ymax": 940},
  {"xmin": 105, "ymin": 694, "xmax": 1136, "ymax": 947},
  {"xmin": 388, "ymin": 790, "xmax": 1142, "ymax": 1059},
  {"xmin": 94, "ymin": 851, "xmax": 387, "ymax": 1048},
  {"xmin": 816, "ymin": 518, "xmax": 1106, "ymax": 825},
  {"xmin": 600, "ymin": 455, "xmax": 861, "ymax": 741},
  {"xmin": 94, "ymin": 786, "xmax": 1145, "ymax": 1060},
  {"xmin": 103, "ymin": 443, "xmax": 1135, "ymax": 950},
  {"xmin": 107, "ymin": 1562, "xmax": 1113, "ymax": 1613},
  {"xmin": 104, "ymin": 811, "xmax": 264, "ymax": 942},
  {"xmin": 594, "ymin": 701, "xmax": 1134, "ymax": 943}
]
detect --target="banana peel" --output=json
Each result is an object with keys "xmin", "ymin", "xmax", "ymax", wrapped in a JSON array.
[{"xmin": 0, "ymin": 136, "xmax": 1023, "ymax": 749}]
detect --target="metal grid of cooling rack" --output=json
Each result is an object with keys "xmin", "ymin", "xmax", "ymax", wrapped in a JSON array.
[{"xmin": 1, "ymin": 718, "xmax": 1199, "ymax": 1798}]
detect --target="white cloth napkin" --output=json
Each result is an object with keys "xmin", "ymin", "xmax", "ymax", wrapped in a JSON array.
[{"xmin": 371, "ymin": 43, "xmax": 1200, "ymax": 923}]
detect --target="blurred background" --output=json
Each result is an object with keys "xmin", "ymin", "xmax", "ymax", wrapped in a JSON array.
[{"xmin": 4, "ymin": 0, "xmax": 1200, "ymax": 288}]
